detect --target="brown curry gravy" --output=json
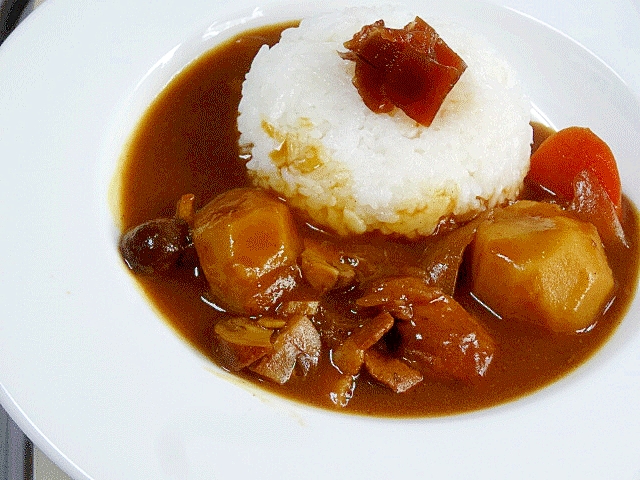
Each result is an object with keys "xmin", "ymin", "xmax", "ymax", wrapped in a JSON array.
[{"xmin": 118, "ymin": 23, "xmax": 640, "ymax": 416}]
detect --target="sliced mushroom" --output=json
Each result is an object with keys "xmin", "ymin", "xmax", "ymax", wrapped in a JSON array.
[{"xmin": 250, "ymin": 315, "xmax": 321, "ymax": 384}]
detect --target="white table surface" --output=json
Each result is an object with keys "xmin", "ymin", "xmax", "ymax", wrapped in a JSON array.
[{"xmin": 2, "ymin": 0, "xmax": 639, "ymax": 478}]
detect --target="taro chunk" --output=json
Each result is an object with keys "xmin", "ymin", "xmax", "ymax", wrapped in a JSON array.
[
  {"xmin": 471, "ymin": 201, "xmax": 614, "ymax": 333},
  {"xmin": 193, "ymin": 188, "xmax": 303, "ymax": 315}
]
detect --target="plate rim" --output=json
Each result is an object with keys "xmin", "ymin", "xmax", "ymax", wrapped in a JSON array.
[{"xmin": 1, "ymin": 0, "xmax": 640, "ymax": 478}]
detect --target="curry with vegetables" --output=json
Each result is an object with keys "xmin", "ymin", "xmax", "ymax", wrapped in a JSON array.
[{"xmin": 117, "ymin": 23, "xmax": 639, "ymax": 416}]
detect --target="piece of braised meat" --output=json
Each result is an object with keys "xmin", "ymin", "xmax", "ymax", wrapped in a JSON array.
[{"xmin": 358, "ymin": 276, "xmax": 495, "ymax": 382}]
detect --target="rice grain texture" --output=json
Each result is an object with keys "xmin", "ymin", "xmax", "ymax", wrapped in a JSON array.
[{"xmin": 238, "ymin": 6, "xmax": 532, "ymax": 237}]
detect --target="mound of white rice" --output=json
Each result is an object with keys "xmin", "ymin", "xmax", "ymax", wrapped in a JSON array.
[{"xmin": 238, "ymin": 6, "xmax": 532, "ymax": 237}]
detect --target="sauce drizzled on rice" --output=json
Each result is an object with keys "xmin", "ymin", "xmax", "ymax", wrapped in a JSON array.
[{"xmin": 238, "ymin": 6, "xmax": 532, "ymax": 237}]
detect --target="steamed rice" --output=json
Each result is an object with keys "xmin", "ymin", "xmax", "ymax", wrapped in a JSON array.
[{"xmin": 237, "ymin": 6, "xmax": 533, "ymax": 237}]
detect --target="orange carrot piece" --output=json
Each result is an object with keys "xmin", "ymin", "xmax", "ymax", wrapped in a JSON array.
[{"xmin": 526, "ymin": 127, "xmax": 621, "ymax": 216}]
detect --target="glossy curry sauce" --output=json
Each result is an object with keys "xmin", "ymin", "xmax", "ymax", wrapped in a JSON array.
[{"xmin": 118, "ymin": 23, "xmax": 639, "ymax": 416}]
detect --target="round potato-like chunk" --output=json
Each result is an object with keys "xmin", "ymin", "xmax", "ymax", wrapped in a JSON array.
[
  {"xmin": 192, "ymin": 188, "xmax": 303, "ymax": 315},
  {"xmin": 471, "ymin": 201, "xmax": 614, "ymax": 333}
]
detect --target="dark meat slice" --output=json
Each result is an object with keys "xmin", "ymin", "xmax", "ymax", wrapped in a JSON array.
[
  {"xmin": 397, "ymin": 293, "xmax": 495, "ymax": 382},
  {"xmin": 331, "ymin": 312, "xmax": 395, "ymax": 375},
  {"xmin": 419, "ymin": 212, "xmax": 489, "ymax": 295},
  {"xmin": 250, "ymin": 315, "xmax": 321, "ymax": 384},
  {"xmin": 364, "ymin": 349, "xmax": 423, "ymax": 393},
  {"xmin": 356, "ymin": 276, "xmax": 442, "ymax": 320},
  {"xmin": 312, "ymin": 305, "xmax": 362, "ymax": 351},
  {"xmin": 340, "ymin": 17, "xmax": 467, "ymax": 126},
  {"xmin": 300, "ymin": 240, "xmax": 356, "ymax": 293},
  {"xmin": 355, "ymin": 275, "xmax": 495, "ymax": 381}
]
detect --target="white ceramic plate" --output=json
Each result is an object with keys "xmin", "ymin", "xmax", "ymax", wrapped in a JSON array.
[{"xmin": 1, "ymin": 0, "xmax": 640, "ymax": 478}]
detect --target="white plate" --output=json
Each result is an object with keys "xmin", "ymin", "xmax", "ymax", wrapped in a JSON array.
[{"xmin": 1, "ymin": 0, "xmax": 640, "ymax": 478}]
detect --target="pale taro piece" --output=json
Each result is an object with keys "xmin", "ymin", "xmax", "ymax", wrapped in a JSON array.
[{"xmin": 238, "ymin": 6, "xmax": 532, "ymax": 237}]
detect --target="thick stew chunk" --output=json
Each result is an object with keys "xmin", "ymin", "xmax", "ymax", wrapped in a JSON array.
[
  {"xmin": 357, "ymin": 276, "xmax": 495, "ymax": 381},
  {"xmin": 397, "ymin": 290, "xmax": 495, "ymax": 382},
  {"xmin": 331, "ymin": 311, "xmax": 395, "ymax": 375},
  {"xmin": 471, "ymin": 201, "xmax": 614, "ymax": 333},
  {"xmin": 192, "ymin": 188, "xmax": 303, "ymax": 315}
]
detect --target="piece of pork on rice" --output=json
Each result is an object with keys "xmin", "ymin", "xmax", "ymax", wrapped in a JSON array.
[{"xmin": 237, "ymin": 6, "xmax": 533, "ymax": 238}]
